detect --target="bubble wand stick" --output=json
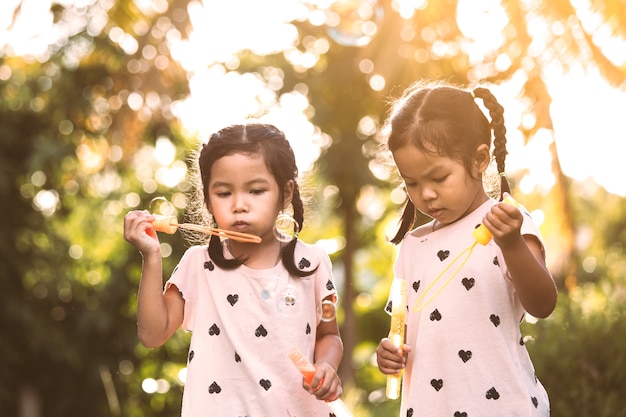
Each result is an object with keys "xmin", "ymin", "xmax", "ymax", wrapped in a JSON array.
[
  {"xmin": 288, "ymin": 347, "xmax": 355, "ymax": 417},
  {"xmin": 151, "ymin": 215, "xmax": 262, "ymax": 244},
  {"xmin": 386, "ymin": 278, "xmax": 406, "ymax": 399}
]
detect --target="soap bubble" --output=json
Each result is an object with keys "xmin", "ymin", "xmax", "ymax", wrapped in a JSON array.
[
  {"xmin": 319, "ymin": 300, "xmax": 336, "ymax": 322},
  {"xmin": 149, "ymin": 197, "xmax": 175, "ymax": 216},
  {"xmin": 273, "ymin": 213, "xmax": 299, "ymax": 242},
  {"xmin": 276, "ymin": 285, "xmax": 299, "ymax": 315}
]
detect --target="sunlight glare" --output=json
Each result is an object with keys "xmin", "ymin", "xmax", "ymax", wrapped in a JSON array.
[
  {"xmin": 173, "ymin": 0, "xmax": 301, "ymax": 69},
  {"xmin": 546, "ymin": 67, "xmax": 626, "ymax": 196},
  {"xmin": 456, "ymin": 0, "xmax": 507, "ymax": 53}
]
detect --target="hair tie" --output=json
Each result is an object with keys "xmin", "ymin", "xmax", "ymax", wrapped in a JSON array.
[
  {"xmin": 499, "ymin": 172, "xmax": 506, "ymax": 178},
  {"xmin": 470, "ymin": 90, "xmax": 476, "ymax": 99},
  {"xmin": 293, "ymin": 232, "xmax": 299, "ymax": 240}
]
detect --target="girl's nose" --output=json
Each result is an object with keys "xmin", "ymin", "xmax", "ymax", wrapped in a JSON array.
[
  {"xmin": 421, "ymin": 186, "xmax": 437, "ymax": 201},
  {"xmin": 233, "ymin": 194, "xmax": 248, "ymax": 213}
]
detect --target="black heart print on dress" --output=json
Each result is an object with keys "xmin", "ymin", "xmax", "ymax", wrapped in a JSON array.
[
  {"xmin": 235, "ymin": 352, "xmax": 241, "ymax": 362},
  {"xmin": 437, "ymin": 250, "xmax": 450, "ymax": 261},
  {"xmin": 454, "ymin": 412, "xmax": 468, "ymax": 417},
  {"xmin": 430, "ymin": 379, "xmax": 443, "ymax": 391},
  {"xmin": 461, "ymin": 277, "xmax": 475, "ymax": 290},
  {"xmin": 458, "ymin": 350, "xmax": 472, "ymax": 363},
  {"xmin": 412, "ymin": 281, "xmax": 420, "ymax": 292},
  {"xmin": 532, "ymin": 396, "xmax": 539, "ymax": 408},
  {"xmin": 209, "ymin": 381, "xmax": 221, "ymax": 394},
  {"xmin": 255, "ymin": 325, "xmax": 268, "ymax": 337},
  {"xmin": 259, "ymin": 379, "xmax": 272, "ymax": 391},
  {"xmin": 298, "ymin": 257, "xmax": 311, "ymax": 269},
  {"xmin": 486, "ymin": 387, "xmax": 500, "ymax": 400},
  {"xmin": 490, "ymin": 314, "xmax": 501, "ymax": 327},
  {"xmin": 188, "ymin": 350, "xmax": 194, "ymax": 362},
  {"xmin": 306, "ymin": 323, "xmax": 311, "ymax": 334},
  {"xmin": 227, "ymin": 294, "xmax": 239, "ymax": 306},
  {"xmin": 204, "ymin": 261, "xmax": 215, "ymax": 271},
  {"xmin": 385, "ymin": 300, "xmax": 392, "ymax": 313},
  {"xmin": 430, "ymin": 309, "xmax": 442, "ymax": 321},
  {"xmin": 209, "ymin": 324, "xmax": 220, "ymax": 335},
  {"xmin": 406, "ymin": 409, "xmax": 413, "ymax": 417},
  {"xmin": 326, "ymin": 280, "xmax": 335, "ymax": 291}
]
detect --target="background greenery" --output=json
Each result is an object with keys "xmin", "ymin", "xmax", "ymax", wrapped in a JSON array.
[{"xmin": 1, "ymin": 1, "xmax": 625, "ymax": 416}]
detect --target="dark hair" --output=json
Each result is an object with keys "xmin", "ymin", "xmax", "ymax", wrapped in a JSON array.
[
  {"xmin": 383, "ymin": 82, "xmax": 511, "ymax": 244},
  {"xmin": 195, "ymin": 123, "xmax": 313, "ymax": 277}
]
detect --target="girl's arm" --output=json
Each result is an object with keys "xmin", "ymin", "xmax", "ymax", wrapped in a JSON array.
[
  {"xmin": 308, "ymin": 297, "xmax": 344, "ymax": 401},
  {"xmin": 124, "ymin": 211, "xmax": 184, "ymax": 347},
  {"xmin": 483, "ymin": 200, "xmax": 557, "ymax": 318}
]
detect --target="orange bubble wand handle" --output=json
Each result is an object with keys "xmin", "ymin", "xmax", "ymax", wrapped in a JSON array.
[
  {"xmin": 288, "ymin": 348, "xmax": 355, "ymax": 417},
  {"xmin": 386, "ymin": 278, "xmax": 406, "ymax": 399},
  {"xmin": 151, "ymin": 215, "xmax": 262, "ymax": 244}
]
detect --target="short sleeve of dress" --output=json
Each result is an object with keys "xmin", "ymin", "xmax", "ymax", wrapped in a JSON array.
[
  {"xmin": 384, "ymin": 249, "xmax": 407, "ymax": 317},
  {"xmin": 293, "ymin": 240, "xmax": 337, "ymax": 306},
  {"xmin": 518, "ymin": 203, "xmax": 545, "ymax": 251},
  {"xmin": 493, "ymin": 202, "xmax": 545, "ymax": 285},
  {"xmin": 165, "ymin": 245, "xmax": 208, "ymax": 332}
]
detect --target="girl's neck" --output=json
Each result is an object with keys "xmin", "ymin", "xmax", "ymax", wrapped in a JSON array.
[{"xmin": 228, "ymin": 239, "xmax": 283, "ymax": 270}]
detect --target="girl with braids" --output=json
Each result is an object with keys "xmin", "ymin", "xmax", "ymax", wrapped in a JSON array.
[
  {"xmin": 124, "ymin": 123, "xmax": 343, "ymax": 416},
  {"xmin": 375, "ymin": 82, "xmax": 557, "ymax": 416}
]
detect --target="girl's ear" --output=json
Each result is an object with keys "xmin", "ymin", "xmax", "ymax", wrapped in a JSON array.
[
  {"xmin": 474, "ymin": 144, "xmax": 491, "ymax": 174},
  {"xmin": 283, "ymin": 180, "xmax": 295, "ymax": 210}
]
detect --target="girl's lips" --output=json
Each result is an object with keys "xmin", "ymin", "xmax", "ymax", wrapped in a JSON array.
[
  {"xmin": 231, "ymin": 221, "xmax": 250, "ymax": 231},
  {"xmin": 428, "ymin": 209, "xmax": 444, "ymax": 219}
]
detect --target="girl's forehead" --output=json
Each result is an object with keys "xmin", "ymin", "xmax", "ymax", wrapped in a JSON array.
[
  {"xmin": 209, "ymin": 153, "xmax": 273, "ymax": 181},
  {"xmin": 393, "ymin": 145, "xmax": 463, "ymax": 176}
]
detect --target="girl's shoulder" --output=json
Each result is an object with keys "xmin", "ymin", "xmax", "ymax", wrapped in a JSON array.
[
  {"xmin": 407, "ymin": 220, "xmax": 436, "ymax": 239},
  {"xmin": 178, "ymin": 244, "xmax": 209, "ymax": 263}
]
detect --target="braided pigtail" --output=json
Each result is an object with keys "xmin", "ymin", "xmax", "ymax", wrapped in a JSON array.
[
  {"xmin": 472, "ymin": 87, "xmax": 511, "ymax": 199},
  {"xmin": 390, "ymin": 198, "xmax": 417, "ymax": 245},
  {"xmin": 281, "ymin": 182, "xmax": 316, "ymax": 277}
]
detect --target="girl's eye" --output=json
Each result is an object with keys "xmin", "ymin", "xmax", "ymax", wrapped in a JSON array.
[
  {"xmin": 216, "ymin": 191, "xmax": 231, "ymax": 198},
  {"xmin": 251, "ymin": 189, "xmax": 266, "ymax": 195},
  {"xmin": 433, "ymin": 175, "xmax": 448, "ymax": 183}
]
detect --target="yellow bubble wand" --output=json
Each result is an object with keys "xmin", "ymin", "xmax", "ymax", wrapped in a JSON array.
[
  {"xmin": 386, "ymin": 278, "xmax": 407, "ymax": 399},
  {"xmin": 413, "ymin": 195, "xmax": 520, "ymax": 312}
]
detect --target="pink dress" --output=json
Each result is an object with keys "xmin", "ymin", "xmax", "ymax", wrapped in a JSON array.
[
  {"xmin": 166, "ymin": 240, "xmax": 337, "ymax": 417},
  {"xmin": 388, "ymin": 199, "xmax": 550, "ymax": 416}
]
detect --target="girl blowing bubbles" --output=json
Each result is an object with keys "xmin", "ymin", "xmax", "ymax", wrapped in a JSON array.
[
  {"xmin": 376, "ymin": 82, "xmax": 557, "ymax": 416},
  {"xmin": 124, "ymin": 123, "xmax": 343, "ymax": 416}
]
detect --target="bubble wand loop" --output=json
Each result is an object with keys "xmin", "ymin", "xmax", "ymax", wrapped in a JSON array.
[
  {"xmin": 413, "ymin": 195, "xmax": 520, "ymax": 312},
  {"xmin": 386, "ymin": 278, "xmax": 407, "ymax": 399},
  {"xmin": 151, "ymin": 215, "xmax": 262, "ymax": 244},
  {"xmin": 288, "ymin": 348, "xmax": 355, "ymax": 417}
]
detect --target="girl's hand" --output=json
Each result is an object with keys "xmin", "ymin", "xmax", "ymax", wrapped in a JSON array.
[
  {"xmin": 123, "ymin": 210, "xmax": 161, "ymax": 256},
  {"xmin": 376, "ymin": 337, "xmax": 411, "ymax": 375},
  {"xmin": 483, "ymin": 193, "xmax": 524, "ymax": 249},
  {"xmin": 304, "ymin": 361, "xmax": 342, "ymax": 402}
]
